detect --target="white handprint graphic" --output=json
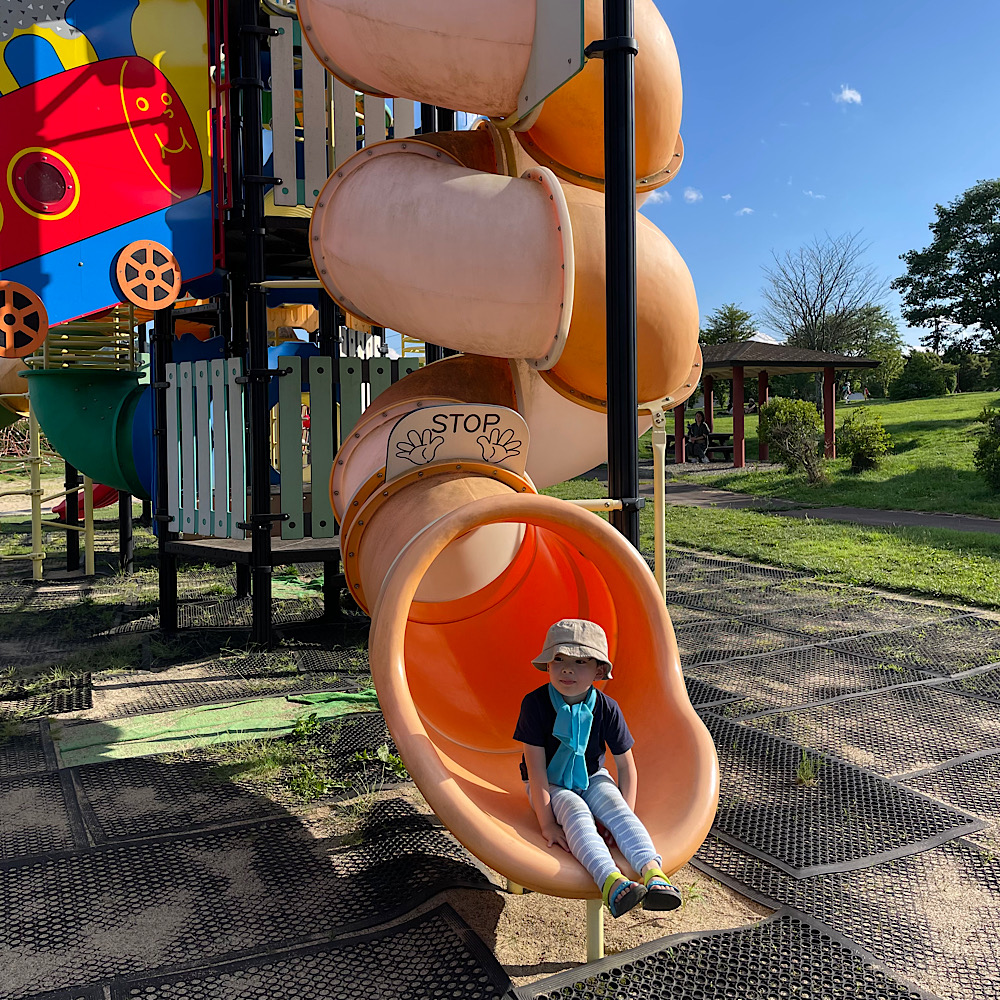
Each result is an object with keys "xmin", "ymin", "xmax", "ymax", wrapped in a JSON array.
[
  {"xmin": 395, "ymin": 428, "xmax": 445, "ymax": 465},
  {"xmin": 478, "ymin": 427, "xmax": 522, "ymax": 463}
]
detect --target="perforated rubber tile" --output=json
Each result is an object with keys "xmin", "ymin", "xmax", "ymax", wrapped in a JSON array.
[
  {"xmin": 74, "ymin": 713, "xmax": 403, "ymax": 841},
  {"xmin": 686, "ymin": 646, "xmax": 934, "ymax": 713},
  {"xmin": 938, "ymin": 664, "xmax": 1000, "ymax": 705},
  {"xmin": 177, "ymin": 598, "xmax": 325, "ymax": 629},
  {"xmin": 683, "ymin": 676, "xmax": 740, "ymax": 707},
  {"xmin": 674, "ymin": 617, "xmax": 813, "ymax": 667},
  {"xmin": 902, "ymin": 753, "xmax": 1000, "ymax": 848},
  {"xmin": 761, "ymin": 595, "xmax": 956, "ymax": 640},
  {"xmin": 0, "ymin": 722, "xmax": 49, "ymax": 776},
  {"xmin": 109, "ymin": 904, "xmax": 510, "ymax": 1000},
  {"xmin": 1, "ymin": 810, "xmax": 494, "ymax": 999},
  {"xmin": 0, "ymin": 773, "xmax": 76, "ymax": 862},
  {"xmin": 667, "ymin": 579, "xmax": 861, "ymax": 617},
  {"xmin": 826, "ymin": 616, "xmax": 1000, "ymax": 676},
  {"xmin": 293, "ymin": 645, "xmax": 371, "ymax": 675},
  {"xmin": 744, "ymin": 682, "xmax": 1000, "ymax": 777},
  {"xmin": 74, "ymin": 756, "xmax": 287, "ymax": 843},
  {"xmin": 518, "ymin": 907, "xmax": 937, "ymax": 1000},
  {"xmin": 704, "ymin": 715, "xmax": 982, "ymax": 876},
  {"xmin": 693, "ymin": 837, "xmax": 1000, "ymax": 1000}
]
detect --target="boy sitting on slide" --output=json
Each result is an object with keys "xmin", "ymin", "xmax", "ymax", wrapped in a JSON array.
[{"xmin": 514, "ymin": 618, "xmax": 683, "ymax": 917}]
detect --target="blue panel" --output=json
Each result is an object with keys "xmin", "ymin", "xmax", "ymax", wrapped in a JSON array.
[
  {"xmin": 4, "ymin": 35, "xmax": 66, "ymax": 88},
  {"xmin": 173, "ymin": 334, "xmax": 225, "ymax": 364},
  {"xmin": 130, "ymin": 385, "xmax": 155, "ymax": 501},
  {"xmin": 65, "ymin": 0, "xmax": 139, "ymax": 60},
  {"xmin": 0, "ymin": 192, "xmax": 215, "ymax": 326}
]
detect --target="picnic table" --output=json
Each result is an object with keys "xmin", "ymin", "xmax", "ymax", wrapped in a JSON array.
[{"xmin": 664, "ymin": 431, "xmax": 734, "ymax": 463}]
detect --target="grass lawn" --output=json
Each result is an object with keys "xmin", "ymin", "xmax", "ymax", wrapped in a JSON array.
[
  {"xmin": 640, "ymin": 392, "xmax": 1000, "ymax": 519},
  {"xmin": 543, "ymin": 477, "xmax": 1000, "ymax": 609}
]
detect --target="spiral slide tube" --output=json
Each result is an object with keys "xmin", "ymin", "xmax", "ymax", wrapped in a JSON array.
[{"xmin": 303, "ymin": 0, "xmax": 719, "ymax": 896}]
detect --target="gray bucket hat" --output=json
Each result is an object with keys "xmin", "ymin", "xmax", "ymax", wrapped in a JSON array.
[{"xmin": 532, "ymin": 618, "xmax": 613, "ymax": 679}]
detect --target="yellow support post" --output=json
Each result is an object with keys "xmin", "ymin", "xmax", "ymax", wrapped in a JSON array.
[
  {"xmin": 83, "ymin": 476, "xmax": 95, "ymax": 576},
  {"xmin": 651, "ymin": 407, "xmax": 668, "ymax": 599},
  {"xmin": 586, "ymin": 898, "xmax": 604, "ymax": 961},
  {"xmin": 28, "ymin": 406, "xmax": 44, "ymax": 581}
]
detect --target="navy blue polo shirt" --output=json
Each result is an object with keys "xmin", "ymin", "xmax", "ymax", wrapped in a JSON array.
[{"xmin": 513, "ymin": 684, "xmax": 634, "ymax": 781}]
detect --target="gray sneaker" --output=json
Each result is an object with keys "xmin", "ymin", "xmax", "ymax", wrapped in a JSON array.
[{"xmin": 701, "ymin": 456, "xmax": 710, "ymax": 464}]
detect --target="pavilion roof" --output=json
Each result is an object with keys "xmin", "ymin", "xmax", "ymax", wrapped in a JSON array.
[{"xmin": 701, "ymin": 341, "xmax": 880, "ymax": 378}]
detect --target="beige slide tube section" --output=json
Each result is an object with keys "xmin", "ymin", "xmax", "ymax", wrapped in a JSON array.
[
  {"xmin": 0, "ymin": 360, "xmax": 29, "ymax": 417},
  {"xmin": 297, "ymin": 0, "xmax": 535, "ymax": 116},
  {"xmin": 311, "ymin": 141, "xmax": 573, "ymax": 369}
]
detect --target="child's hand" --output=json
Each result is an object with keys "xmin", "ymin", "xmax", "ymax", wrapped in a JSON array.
[
  {"xmin": 596, "ymin": 821, "xmax": 616, "ymax": 849},
  {"xmin": 540, "ymin": 820, "xmax": 569, "ymax": 852}
]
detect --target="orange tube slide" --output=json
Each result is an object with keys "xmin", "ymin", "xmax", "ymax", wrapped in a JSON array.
[
  {"xmin": 305, "ymin": 0, "xmax": 719, "ymax": 895},
  {"xmin": 369, "ymin": 493, "xmax": 719, "ymax": 896}
]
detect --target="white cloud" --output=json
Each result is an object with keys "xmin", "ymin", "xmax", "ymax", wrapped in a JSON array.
[
  {"xmin": 803, "ymin": 189, "xmax": 826, "ymax": 199},
  {"xmin": 833, "ymin": 84, "xmax": 862, "ymax": 104},
  {"xmin": 645, "ymin": 189, "xmax": 670, "ymax": 204},
  {"xmin": 736, "ymin": 207, "xmax": 753, "ymax": 216},
  {"xmin": 721, "ymin": 193, "xmax": 732, "ymax": 201},
  {"xmin": 683, "ymin": 187, "xmax": 703, "ymax": 204}
]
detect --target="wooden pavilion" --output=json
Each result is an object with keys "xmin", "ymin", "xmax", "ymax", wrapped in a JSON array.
[{"xmin": 673, "ymin": 341, "xmax": 880, "ymax": 467}]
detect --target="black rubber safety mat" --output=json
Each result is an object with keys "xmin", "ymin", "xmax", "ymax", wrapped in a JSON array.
[
  {"xmin": 1, "ymin": 679, "xmax": 93, "ymax": 720},
  {"xmin": 745, "ymin": 682, "xmax": 1000, "ymax": 777},
  {"xmin": 1, "ymin": 808, "xmax": 495, "ymax": 999},
  {"xmin": 294, "ymin": 644, "xmax": 371, "ymax": 675},
  {"xmin": 686, "ymin": 646, "xmax": 934, "ymax": 714},
  {"xmin": 825, "ymin": 616, "xmax": 1000, "ymax": 676},
  {"xmin": 901, "ymin": 753, "xmax": 1000, "ymax": 849},
  {"xmin": 517, "ymin": 906, "xmax": 938, "ymax": 1000},
  {"xmin": 673, "ymin": 617, "xmax": 814, "ymax": 667},
  {"xmin": 0, "ymin": 721, "xmax": 50, "ymax": 776},
  {"xmin": 16, "ymin": 988, "xmax": 102, "ymax": 1000},
  {"xmin": 666, "ymin": 579, "xmax": 866, "ymax": 617},
  {"xmin": 664, "ymin": 557, "xmax": 808, "ymax": 591},
  {"xmin": 683, "ymin": 676, "xmax": 740, "ymax": 708},
  {"xmin": 760, "ymin": 595, "xmax": 955, "ymax": 640},
  {"xmin": 107, "ymin": 904, "xmax": 510, "ymax": 1000},
  {"xmin": 0, "ymin": 772, "xmax": 77, "ymax": 862},
  {"xmin": 74, "ymin": 712, "xmax": 403, "ymax": 842},
  {"xmin": 73, "ymin": 756, "xmax": 288, "ymax": 843},
  {"xmin": 177, "ymin": 598, "xmax": 325, "ymax": 629},
  {"xmin": 662, "ymin": 602, "xmax": 723, "ymax": 626},
  {"xmin": 704, "ymin": 714, "xmax": 983, "ymax": 876},
  {"xmin": 938, "ymin": 664, "xmax": 1000, "ymax": 705},
  {"xmin": 693, "ymin": 836, "xmax": 1000, "ymax": 1000}
]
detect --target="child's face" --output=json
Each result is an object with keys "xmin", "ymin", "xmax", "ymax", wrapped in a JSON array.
[{"xmin": 547, "ymin": 654, "xmax": 601, "ymax": 703}]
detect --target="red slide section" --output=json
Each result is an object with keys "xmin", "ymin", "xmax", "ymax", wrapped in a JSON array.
[{"xmin": 52, "ymin": 484, "xmax": 119, "ymax": 521}]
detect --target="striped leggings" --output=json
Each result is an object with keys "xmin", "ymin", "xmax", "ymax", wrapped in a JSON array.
[{"xmin": 531, "ymin": 769, "xmax": 661, "ymax": 889}]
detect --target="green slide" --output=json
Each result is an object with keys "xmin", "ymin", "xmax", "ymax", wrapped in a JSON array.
[{"xmin": 22, "ymin": 368, "xmax": 149, "ymax": 499}]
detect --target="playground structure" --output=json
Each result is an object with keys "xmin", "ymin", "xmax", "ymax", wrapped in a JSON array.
[{"xmin": 2, "ymin": 0, "xmax": 718, "ymax": 956}]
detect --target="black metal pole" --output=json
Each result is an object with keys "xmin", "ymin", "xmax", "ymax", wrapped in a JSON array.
[
  {"xmin": 153, "ymin": 305, "xmax": 177, "ymax": 633},
  {"xmin": 239, "ymin": 0, "xmax": 274, "ymax": 647},
  {"xmin": 64, "ymin": 461, "xmax": 79, "ymax": 572},
  {"xmin": 436, "ymin": 107, "xmax": 456, "ymax": 131},
  {"xmin": 118, "ymin": 492, "xmax": 133, "ymax": 574},
  {"xmin": 419, "ymin": 104, "xmax": 438, "ymax": 135},
  {"xmin": 602, "ymin": 0, "xmax": 641, "ymax": 548}
]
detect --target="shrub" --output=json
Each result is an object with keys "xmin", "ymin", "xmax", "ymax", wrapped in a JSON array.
[
  {"xmin": 889, "ymin": 352, "xmax": 958, "ymax": 400},
  {"xmin": 956, "ymin": 353, "xmax": 992, "ymax": 392},
  {"xmin": 758, "ymin": 397, "xmax": 827, "ymax": 483},
  {"xmin": 837, "ymin": 407, "xmax": 893, "ymax": 472},
  {"xmin": 973, "ymin": 406, "xmax": 1000, "ymax": 492}
]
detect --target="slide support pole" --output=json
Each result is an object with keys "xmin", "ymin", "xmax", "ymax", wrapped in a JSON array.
[
  {"xmin": 28, "ymin": 407, "xmax": 44, "ymax": 581},
  {"xmin": 586, "ymin": 898, "xmax": 605, "ymax": 961},
  {"xmin": 601, "ymin": 0, "xmax": 641, "ymax": 549},
  {"xmin": 64, "ymin": 461, "xmax": 79, "ymax": 571},
  {"xmin": 153, "ymin": 305, "xmax": 178, "ymax": 633},
  {"xmin": 651, "ymin": 407, "xmax": 667, "ymax": 599}
]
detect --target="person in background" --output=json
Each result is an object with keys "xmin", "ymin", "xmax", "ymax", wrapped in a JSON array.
[{"xmin": 686, "ymin": 410, "xmax": 710, "ymax": 464}]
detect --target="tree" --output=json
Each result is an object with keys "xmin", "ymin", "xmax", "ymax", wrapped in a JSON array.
[
  {"xmin": 892, "ymin": 179, "xmax": 1000, "ymax": 354},
  {"xmin": 845, "ymin": 304, "xmax": 905, "ymax": 397},
  {"xmin": 700, "ymin": 303, "xmax": 757, "ymax": 345},
  {"xmin": 888, "ymin": 352, "xmax": 958, "ymax": 400},
  {"xmin": 760, "ymin": 232, "xmax": 887, "ymax": 352}
]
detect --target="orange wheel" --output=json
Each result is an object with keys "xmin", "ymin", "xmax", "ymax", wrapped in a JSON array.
[
  {"xmin": 0, "ymin": 281, "xmax": 48, "ymax": 359},
  {"xmin": 115, "ymin": 240, "xmax": 181, "ymax": 310}
]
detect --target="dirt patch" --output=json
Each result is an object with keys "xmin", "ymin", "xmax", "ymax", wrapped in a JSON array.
[{"xmin": 445, "ymin": 868, "xmax": 771, "ymax": 988}]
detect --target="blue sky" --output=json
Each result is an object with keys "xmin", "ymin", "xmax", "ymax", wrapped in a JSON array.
[{"xmin": 640, "ymin": 0, "xmax": 1000, "ymax": 347}]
